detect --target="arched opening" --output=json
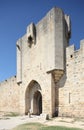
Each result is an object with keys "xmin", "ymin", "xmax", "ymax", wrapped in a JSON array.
[{"xmin": 25, "ymin": 80, "xmax": 42, "ymax": 115}]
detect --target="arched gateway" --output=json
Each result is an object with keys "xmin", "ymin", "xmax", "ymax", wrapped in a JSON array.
[{"xmin": 25, "ymin": 80, "xmax": 42, "ymax": 115}]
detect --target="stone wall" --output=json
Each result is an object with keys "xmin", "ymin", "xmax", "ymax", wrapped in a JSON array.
[
  {"xmin": 58, "ymin": 40, "xmax": 84, "ymax": 118},
  {"xmin": 0, "ymin": 76, "xmax": 20, "ymax": 114}
]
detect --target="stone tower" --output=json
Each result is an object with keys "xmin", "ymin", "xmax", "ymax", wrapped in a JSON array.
[
  {"xmin": 0, "ymin": 7, "xmax": 84, "ymax": 118},
  {"xmin": 16, "ymin": 7, "xmax": 71, "ymax": 117}
]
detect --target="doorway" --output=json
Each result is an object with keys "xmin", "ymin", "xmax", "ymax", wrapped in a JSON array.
[
  {"xmin": 25, "ymin": 80, "xmax": 42, "ymax": 115},
  {"xmin": 33, "ymin": 91, "xmax": 42, "ymax": 115}
]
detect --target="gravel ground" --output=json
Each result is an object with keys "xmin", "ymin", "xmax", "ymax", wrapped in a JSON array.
[{"xmin": 0, "ymin": 115, "xmax": 84, "ymax": 130}]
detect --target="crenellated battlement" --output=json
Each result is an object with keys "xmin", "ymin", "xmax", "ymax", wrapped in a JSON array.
[
  {"xmin": 66, "ymin": 39, "xmax": 84, "ymax": 60},
  {"xmin": 0, "ymin": 76, "xmax": 16, "ymax": 85}
]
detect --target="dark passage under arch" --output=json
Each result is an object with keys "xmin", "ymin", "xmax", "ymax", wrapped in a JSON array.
[{"xmin": 33, "ymin": 91, "xmax": 42, "ymax": 115}]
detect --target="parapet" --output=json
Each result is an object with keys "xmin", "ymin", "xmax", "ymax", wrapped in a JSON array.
[
  {"xmin": 66, "ymin": 39, "xmax": 84, "ymax": 58},
  {"xmin": 80, "ymin": 39, "xmax": 84, "ymax": 49},
  {"xmin": 0, "ymin": 76, "xmax": 16, "ymax": 86}
]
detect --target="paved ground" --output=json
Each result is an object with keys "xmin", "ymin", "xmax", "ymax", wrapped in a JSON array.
[{"xmin": 0, "ymin": 115, "xmax": 84, "ymax": 130}]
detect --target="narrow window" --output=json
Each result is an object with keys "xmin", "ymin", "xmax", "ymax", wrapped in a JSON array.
[
  {"xmin": 70, "ymin": 55, "xmax": 73, "ymax": 58},
  {"xmin": 28, "ymin": 35, "xmax": 33, "ymax": 44},
  {"xmin": 69, "ymin": 92, "xmax": 71, "ymax": 104}
]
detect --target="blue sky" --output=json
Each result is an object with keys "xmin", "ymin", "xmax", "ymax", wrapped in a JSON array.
[{"xmin": 0, "ymin": 0, "xmax": 84, "ymax": 82}]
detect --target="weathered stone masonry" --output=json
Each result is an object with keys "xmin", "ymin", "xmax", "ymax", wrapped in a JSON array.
[
  {"xmin": 0, "ymin": 7, "xmax": 84, "ymax": 118},
  {"xmin": 58, "ymin": 40, "xmax": 84, "ymax": 118}
]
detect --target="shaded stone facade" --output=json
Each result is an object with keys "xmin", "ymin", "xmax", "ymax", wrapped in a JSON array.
[{"xmin": 0, "ymin": 7, "xmax": 84, "ymax": 118}]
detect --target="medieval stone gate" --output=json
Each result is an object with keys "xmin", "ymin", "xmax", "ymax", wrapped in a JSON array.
[{"xmin": 0, "ymin": 7, "xmax": 84, "ymax": 118}]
